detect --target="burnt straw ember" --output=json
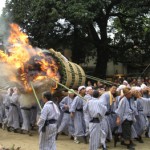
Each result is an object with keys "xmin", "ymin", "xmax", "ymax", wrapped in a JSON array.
[{"xmin": 0, "ymin": 144, "xmax": 21, "ymax": 150}]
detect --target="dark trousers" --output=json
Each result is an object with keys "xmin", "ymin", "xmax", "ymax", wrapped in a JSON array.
[{"xmin": 122, "ymin": 119, "xmax": 133, "ymax": 140}]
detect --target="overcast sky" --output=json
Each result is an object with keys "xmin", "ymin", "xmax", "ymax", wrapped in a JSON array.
[{"xmin": 0, "ymin": 0, "xmax": 6, "ymax": 15}]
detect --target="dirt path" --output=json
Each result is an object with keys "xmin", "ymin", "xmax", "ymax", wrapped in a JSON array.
[{"xmin": 0, "ymin": 129, "xmax": 150, "ymax": 150}]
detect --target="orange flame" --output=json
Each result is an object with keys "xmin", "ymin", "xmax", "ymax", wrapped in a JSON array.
[{"xmin": 0, "ymin": 23, "xmax": 60, "ymax": 92}]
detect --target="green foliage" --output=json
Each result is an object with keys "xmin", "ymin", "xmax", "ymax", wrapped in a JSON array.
[
  {"xmin": 1, "ymin": 0, "xmax": 150, "ymax": 77},
  {"xmin": 112, "ymin": 3, "xmax": 150, "ymax": 64}
]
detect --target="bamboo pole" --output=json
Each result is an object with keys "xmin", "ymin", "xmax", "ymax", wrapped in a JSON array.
[
  {"xmin": 141, "ymin": 63, "xmax": 150, "ymax": 76},
  {"xmin": 30, "ymin": 82, "xmax": 42, "ymax": 110},
  {"xmin": 50, "ymin": 78, "xmax": 87, "ymax": 102},
  {"xmin": 86, "ymin": 74, "xmax": 120, "ymax": 86}
]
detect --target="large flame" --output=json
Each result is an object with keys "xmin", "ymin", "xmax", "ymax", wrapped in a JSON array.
[{"xmin": 0, "ymin": 23, "xmax": 60, "ymax": 92}]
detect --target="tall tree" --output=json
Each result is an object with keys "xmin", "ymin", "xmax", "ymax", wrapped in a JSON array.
[{"xmin": 2, "ymin": 0, "xmax": 150, "ymax": 78}]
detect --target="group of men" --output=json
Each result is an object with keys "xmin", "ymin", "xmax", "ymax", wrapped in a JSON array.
[
  {"xmin": 0, "ymin": 87, "xmax": 37, "ymax": 135},
  {"xmin": 0, "ymin": 81, "xmax": 150, "ymax": 150},
  {"xmin": 38, "ymin": 81, "xmax": 150, "ymax": 150}
]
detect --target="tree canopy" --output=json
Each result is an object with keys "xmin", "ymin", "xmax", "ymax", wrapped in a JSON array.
[{"xmin": 2, "ymin": 0, "xmax": 150, "ymax": 78}]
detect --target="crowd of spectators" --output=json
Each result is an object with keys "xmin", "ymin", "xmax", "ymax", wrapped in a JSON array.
[{"xmin": 86, "ymin": 76, "xmax": 150, "ymax": 90}]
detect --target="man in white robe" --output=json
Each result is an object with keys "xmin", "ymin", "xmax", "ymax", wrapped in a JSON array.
[
  {"xmin": 84, "ymin": 90, "xmax": 107, "ymax": 150},
  {"xmin": 37, "ymin": 91, "xmax": 60, "ymax": 150}
]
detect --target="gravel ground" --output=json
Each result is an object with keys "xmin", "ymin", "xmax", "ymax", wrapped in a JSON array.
[{"xmin": 0, "ymin": 129, "xmax": 150, "ymax": 150}]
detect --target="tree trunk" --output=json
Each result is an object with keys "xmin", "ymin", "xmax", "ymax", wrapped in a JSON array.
[
  {"xmin": 89, "ymin": 20, "xmax": 109, "ymax": 79},
  {"xmin": 94, "ymin": 46, "xmax": 109, "ymax": 79},
  {"xmin": 72, "ymin": 24, "xmax": 81, "ymax": 64}
]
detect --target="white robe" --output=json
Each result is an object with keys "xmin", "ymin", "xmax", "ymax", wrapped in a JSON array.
[{"xmin": 38, "ymin": 101, "xmax": 60, "ymax": 150}]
